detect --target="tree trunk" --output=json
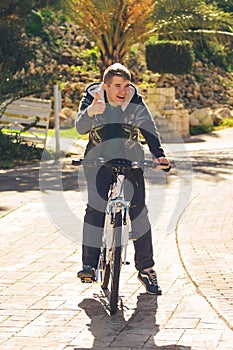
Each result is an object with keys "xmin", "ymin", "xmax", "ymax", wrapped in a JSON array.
[
  {"xmin": 156, "ymin": 73, "xmax": 166, "ymax": 87},
  {"xmin": 98, "ymin": 47, "xmax": 126, "ymax": 78}
]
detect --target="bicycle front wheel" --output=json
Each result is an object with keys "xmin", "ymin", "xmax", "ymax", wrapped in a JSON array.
[
  {"xmin": 109, "ymin": 211, "xmax": 122, "ymax": 315},
  {"xmin": 100, "ymin": 248, "xmax": 110, "ymax": 289}
]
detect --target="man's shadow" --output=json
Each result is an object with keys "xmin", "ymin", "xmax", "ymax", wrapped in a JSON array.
[{"xmin": 76, "ymin": 292, "xmax": 191, "ymax": 349}]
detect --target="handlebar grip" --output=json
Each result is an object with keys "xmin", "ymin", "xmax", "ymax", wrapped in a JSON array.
[
  {"xmin": 158, "ymin": 163, "xmax": 171, "ymax": 172},
  {"xmin": 162, "ymin": 165, "xmax": 171, "ymax": 172},
  {"xmin": 72, "ymin": 159, "xmax": 83, "ymax": 166}
]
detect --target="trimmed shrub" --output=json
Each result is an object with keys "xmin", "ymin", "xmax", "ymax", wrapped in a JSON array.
[{"xmin": 146, "ymin": 40, "xmax": 194, "ymax": 75}]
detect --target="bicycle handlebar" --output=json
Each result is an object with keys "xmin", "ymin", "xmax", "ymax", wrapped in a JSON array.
[
  {"xmin": 72, "ymin": 157, "xmax": 171, "ymax": 172},
  {"xmin": 131, "ymin": 160, "xmax": 171, "ymax": 172}
]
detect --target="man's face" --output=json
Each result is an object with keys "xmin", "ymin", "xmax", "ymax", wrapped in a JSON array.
[{"xmin": 103, "ymin": 76, "xmax": 130, "ymax": 106}]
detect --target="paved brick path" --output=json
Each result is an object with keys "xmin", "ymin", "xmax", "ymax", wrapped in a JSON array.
[
  {"xmin": 177, "ymin": 180, "xmax": 233, "ymax": 330},
  {"xmin": 0, "ymin": 128, "xmax": 232, "ymax": 349}
]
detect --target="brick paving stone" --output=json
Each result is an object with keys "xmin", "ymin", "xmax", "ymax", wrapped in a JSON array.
[{"xmin": 177, "ymin": 180, "xmax": 233, "ymax": 330}]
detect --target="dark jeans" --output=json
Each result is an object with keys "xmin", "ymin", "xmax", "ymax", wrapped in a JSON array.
[{"xmin": 82, "ymin": 163, "xmax": 155, "ymax": 271}]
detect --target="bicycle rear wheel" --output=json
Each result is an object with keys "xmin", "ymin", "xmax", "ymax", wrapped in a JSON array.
[{"xmin": 109, "ymin": 211, "xmax": 122, "ymax": 315}]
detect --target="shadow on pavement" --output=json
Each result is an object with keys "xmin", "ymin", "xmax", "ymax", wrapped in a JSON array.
[
  {"xmin": 190, "ymin": 150, "xmax": 233, "ymax": 181},
  {"xmin": 2, "ymin": 145, "xmax": 232, "ymax": 194},
  {"xmin": 76, "ymin": 294, "xmax": 191, "ymax": 350},
  {"xmin": 0, "ymin": 160, "xmax": 172, "ymax": 193},
  {"xmin": 0, "ymin": 161, "xmax": 84, "ymax": 192},
  {"xmin": 0, "ymin": 164, "xmax": 40, "ymax": 192}
]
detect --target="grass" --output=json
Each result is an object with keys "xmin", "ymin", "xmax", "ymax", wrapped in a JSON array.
[
  {"xmin": 214, "ymin": 118, "xmax": 233, "ymax": 130},
  {"xmin": 3, "ymin": 127, "xmax": 87, "ymax": 139},
  {"xmin": 190, "ymin": 118, "xmax": 233, "ymax": 135},
  {"xmin": 47, "ymin": 127, "xmax": 88, "ymax": 140},
  {"xmin": 1, "ymin": 128, "xmax": 45, "ymax": 137}
]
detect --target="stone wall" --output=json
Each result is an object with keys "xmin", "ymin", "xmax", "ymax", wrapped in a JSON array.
[{"xmin": 146, "ymin": 87, "xmax": 190, "ymax": 141}]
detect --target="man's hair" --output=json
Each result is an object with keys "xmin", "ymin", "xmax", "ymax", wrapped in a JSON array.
[{"xmin": 103, "ymin": 63, "xmax": 131, "ymax": 84}]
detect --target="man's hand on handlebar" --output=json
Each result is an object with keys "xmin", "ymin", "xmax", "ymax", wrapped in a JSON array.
[{"xmin": 153, "ymin": 157, "xmax": 171, "ymax": 172}]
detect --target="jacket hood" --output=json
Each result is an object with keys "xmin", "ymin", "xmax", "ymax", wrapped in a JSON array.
[{"xmin": 86, "ymin": 82, "xmax": 137, "ymax": 112}]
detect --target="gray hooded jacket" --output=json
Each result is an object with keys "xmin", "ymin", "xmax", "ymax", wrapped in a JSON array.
[{"xmin": 75, "ymin": 82, "xmax": 165, "ymax": 162}]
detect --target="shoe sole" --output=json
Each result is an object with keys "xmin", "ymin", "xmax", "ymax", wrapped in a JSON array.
[
  {"xmin": 81, "ymin": 277, "xmax": 94, "ymax": 283},
  {"xmin": 137, "ymin": 276, "xmax": 162, "ymax": 295},
  {"xmin": 77, "ymin": 272, "xmax": 96, "ymax": 283}
]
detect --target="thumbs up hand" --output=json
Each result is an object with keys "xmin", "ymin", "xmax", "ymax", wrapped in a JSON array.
[{"xmin": 87, "ymin": 92, "xmax": 106, "ymax": 118}]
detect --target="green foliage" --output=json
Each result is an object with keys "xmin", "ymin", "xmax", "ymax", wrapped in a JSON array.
[
  {"xmin": 25, "ymin": 9, "xmax": 69, "ymax": 51},
  {"xmin": 0, "ymin": 1, "xmax": 68, "ymax": 108},
  {"xmin": 79, "ymin": 46, "xmax": 100, "ymax": 70},
  {"xmin": 70, "ymin": 65, "xmax": 88, "ymax": 73},
  {"xmin": 25, "ymin": 9, "xmax": 66, "ymax": 44},
  {"xmin": 146, "ymin": 40, "xmax": 195, "ymax": 74},
  {"xmin": 25, "ymin": 10, "xmax": 51, "ymax": 39},
  {"xmin": 153, "ymin": 0, "xmax": 233, "ymax": 76},
  {"xmin": 208, "ymin": 44, "xmax": 233, "ymax": 71},
  {"xmin": 0, "ymin": 22, "xmax": 53, "ymax": 107},
  {"xmin": 190, "ymin": 125, "xmax": 214, "ymax": 135},
  {"xmin": 218, "ymin": 117, "xmax": 233, "ymax": 128},
  {"xmin": 0, "ymin": 6, "xmax": 67, "ymax": 108},
  {"xmin": 0, "ymin": 0, "xmax": 64, "ymax": 24},
  {"xmin": 194, "ymin": 41, "xmax": 233, "ymax": 71},
  {"xmin": 153, "ymin": 0, "xmax": 233, "ymax": 37},
  {"xmin": 0, "ymin": 130, "xmax": 50, "ymax": 169},
  {"xmin": 0, "ymin": 25, "xmax": 32, "ymax": 76},
  {"xmin": 69, "ymin": 46, "xmax": 100, "ymax": 74},
  {"xmin": 205, "ymin": 0, "xmax": 233, "ymax": 13}
]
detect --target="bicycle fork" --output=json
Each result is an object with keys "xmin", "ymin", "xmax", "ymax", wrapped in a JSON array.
[{"xmin": 108, "ymin": 196, "xmax": 130, "ymax": 264}]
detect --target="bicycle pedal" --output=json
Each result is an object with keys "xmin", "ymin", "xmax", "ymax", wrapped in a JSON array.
[
  {"xmin": 81, "ymin": 277, "xmax": 94, "ymax": 283},
  {"xmin": 129, "ymin": 236, "xmax": 138, "ymax": 241}
]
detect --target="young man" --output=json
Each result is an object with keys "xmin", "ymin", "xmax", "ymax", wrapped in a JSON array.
[{"xmin": 75, "ymin": 63, "xmax": 170, "ymax": 295}]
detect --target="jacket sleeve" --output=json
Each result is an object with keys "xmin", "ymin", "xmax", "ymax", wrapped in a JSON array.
[
  {"xmin": 75, "ymin": 92, "xmax": 94, "ymax": 135},
  {"xmin": 135, "ymin": 98, "xmax": 165, "ymax": 158},
  {"xmin": 140, "ymin": 124, "xmax": 165, "ymax": 158}
]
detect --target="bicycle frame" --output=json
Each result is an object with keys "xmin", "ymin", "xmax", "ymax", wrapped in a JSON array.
[
  {"xmin": 97, "ymin": 163, "xmax": 132, "ymax": 315},
  {"xmin": 105, "ymin": 172, "xmax": 130, "ymax": 257}
]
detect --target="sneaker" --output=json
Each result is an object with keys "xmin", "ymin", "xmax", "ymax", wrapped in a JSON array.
[
  {"xmin": 138, "ymin": 269, "xmax": 162, "ymax": 295},
  {"xmin": 77, "ymin": 265, "xmax": 96, "ymax": 283}
]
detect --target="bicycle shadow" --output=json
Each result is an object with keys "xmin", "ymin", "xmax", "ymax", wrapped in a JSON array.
[{"xmin": 76, "ymin": 293, "xmax": 191, "ymax": 349}]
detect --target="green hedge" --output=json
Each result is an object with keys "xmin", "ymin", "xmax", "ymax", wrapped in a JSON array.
[{"xmin": 146, "ymin": 40, "xmax": 194, "ymax": 75}]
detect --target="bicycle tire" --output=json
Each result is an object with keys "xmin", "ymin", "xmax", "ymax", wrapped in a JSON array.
[
  {"xmin": 109, "ymin": 211, "xmax": 122, "ymax": 315},
  {"xmin": 100, "ymin": 248, "xmax": 110, "ymax": 289}
]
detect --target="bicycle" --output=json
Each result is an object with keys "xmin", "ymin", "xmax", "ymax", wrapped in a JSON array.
[{"xmin": 72, "ymin": 157, "xmax": 170, "ymax": 315}]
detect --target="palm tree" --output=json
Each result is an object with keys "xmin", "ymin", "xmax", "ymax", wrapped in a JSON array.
[
  {"xmin": 152, "ymin": 0, "xmax": 233, "ymax": 40},
  {"xmin": 69, "ymin": 0, "xmax": 155, "ymax": 73},
  {"xmin": 68, "ymin": 0, "xmax": 232, "ymax": 73}
]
